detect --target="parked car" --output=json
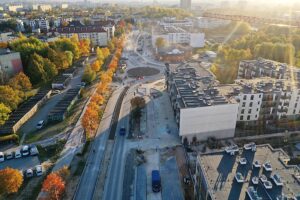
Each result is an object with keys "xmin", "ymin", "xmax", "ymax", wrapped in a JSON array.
[
  {"xmin": 21, "ymin": 145, "xmax": 30, "ymax": 156},
  {"xmin": 14, "ymin": 150, "xmax": 22, "ymax": 159},
  {"xmin": 52, "ymin": 90, "xmax": 61, "ymax": 94},
  {"xmin": 5, "ymin": 152, "xmax": 13, "ymax": 160},
  {"xmin": 119, "ymin": 127, "xmax": 126, "ymax": 136},
  {"xmin": 30, "ymin": 146, "xmax": 39, "ymax": 156},
  {"xmin": 0, "ymin": 152, "xmax": 4, "ymax": 162},
  {"xmin": 36, "ymin": 120, "xmax": 44, "ymax": 129},
  {"xmin": 25, "ymin": 169, "xmax": 33, "ymax": 178},
  {"xmin": 35, "ymin": 165, "xmax": 43, "ymax": 176},
  {"xmin": 152, "ymin": 170, "xmax": 161, "ymax": 192}
]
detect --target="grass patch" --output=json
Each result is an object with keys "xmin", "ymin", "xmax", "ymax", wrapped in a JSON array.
[{"xmin": 37, "ymin": 140, "xmax": 66, "ymax": 162}]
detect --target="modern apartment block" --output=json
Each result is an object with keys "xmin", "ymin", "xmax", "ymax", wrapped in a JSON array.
[
  {"xmin": 235, "ymin": 58, "xmax": 300, "ymax": 126},
  {"xmin": 55, "ymin": 21, "xmax": 109, "ymax": 46},
  {"xmin": 237, "ymin": 58, "xmax": 287, "ymax": 79},
  {"xmin": 152, "ymin": 25, "xmax": 205, "ymax": 48},
  {"xmin": 165, "ymin": 62, "xmax": 239, "ymax": 143},
  {"xmin": 194, "ymin": 143, "xmax": 300, "ymax": 200}
]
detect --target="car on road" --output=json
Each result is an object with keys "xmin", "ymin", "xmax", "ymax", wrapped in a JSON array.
[
  {"xmin": 35, "ymin": 165, "xmax": 43, "ymax": 176},
  {"xmin": 36, "ymin": 120, "xmax": 45, "ymax": 129},
  {"xmin": 14, "ymin": 150, "xmax": 22, "ymax": 159},
  {"xmin": 30, "ymin": 146, "xmax": 39, "ymax": 156},
  {"xmin": 5, "ymin": 152, "xmax": 13, "ymax": 160},
  {"xmin": 0, "ymin": 152, "xmax": 4, "ymax": 162},
  {"xmin": 21, "ymin": 145, "xmax": 30, "ymax": 156},
  {"xmin": 24, "ymin": 169, "xmax": 33, "ymax": 178},
  {"xmin": 119, "ymin": 127, "xmax": 126, "ymax": 136},
  {"xmin": 152, "ymin": 170, "xmax": 161, "ymax": 192},
  {"xmin": 52, "ymin": 90, "xmax": 61, "ymax": 94}
]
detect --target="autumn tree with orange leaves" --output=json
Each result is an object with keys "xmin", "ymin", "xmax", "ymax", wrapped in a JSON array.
[
  {"xmin": 42, "ymin": 173, "xmax": 65, "ymax": 200},
  {"xmin": 0, "ymin": 168, "xmax": 23, "ymax": 195}
]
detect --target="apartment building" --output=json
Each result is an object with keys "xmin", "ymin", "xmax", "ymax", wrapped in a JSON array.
[
  {"xmin": 196, "ymin": 17, "xmax": 231, "ymax": 29},
  {"xmin": 159, "ymin": 18, "xmax": 193, "ymax": 28},
  {"xmin": 180, "ymin": 0, "xmax": 191, "ymax": 10},
  {"xmin": 6, "ymin": 4, "xmax": 23, "ymax": 12},
  {"xmin": 195, "ymin": 143, "xmax": 300, "ymax": 200},
  {"xmin": 238, "ymin": 58, "xmax": 288, "ymax": 79},
  {"xmin": 0, "ymin": 49, "xmax": 23, "ymax": 83},
  {"xmin": 56, "ymin": 22, "xmax": 108, "ymax": 46},
  {"xmin": 165, "ymin": 62, "xmax": 239, "ymax": 143},
  {"xmin": 93, "ymin": 20, "xmax": 115, "ymax": 39},
  {"xmin": 152, "ymin": 25, "xmax": 205, "ymax": 48},
  {"xmin": 32, "ymin": 4, "xmax": 52, "ymax": 11}
]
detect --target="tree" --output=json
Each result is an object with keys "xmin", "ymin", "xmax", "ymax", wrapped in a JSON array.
[
  {"xmin": 79, "ymin": 39, "xmax": 90, "ymax": 56},
  {"xmin": 155, "ymin": 37, "xmax": 167, "ymax": 49},
  {"xmin": 42, "ymin": 173, "xmax": 65, "ymax": 200},
  {"xmin": 82, "ymin": 106, "xmax": 100, "ymax": 138},
  {"xmin": 26, "ymin": 53, "xmax": 48, "ymax": 84},
  {"xmin": 82, "ymin": 65, "xmax": 96, "ymax": 84},
  {"xmin": 107, "ymin": 40, "xmax": 115, "ymax": 52},
  {"xmin": 96, "ymin": 47, "xmax": 104, "ymax": 61},
  {"xmin": 44, "ymin": 58, "xmax": 58, "ymax": 80},
  {"xmin": 91, "ymin": 60, "xmax": 102, "ymax": 72},
  {"xmin": 102, "ymin": 48, "xmax": 110, "ymax": 59},
  {"xmin": 0, "ymin": 103, "xmax": 11, "ymax": 125},
  {"xmin": 0, "ymin": 86, "xmax": 22, "ymax": 110},
  {"xmin": 8, "ymin": 72, "xmax": 32, "ymax": 91},
  {"xmin": 0, "ymin": 167, "xmax": 23, "ymax": 195}
]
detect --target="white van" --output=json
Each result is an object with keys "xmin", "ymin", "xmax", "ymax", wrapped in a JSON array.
[{"xmin": 14, "ymin": 150, "xmax": 22, "ymax": 159}]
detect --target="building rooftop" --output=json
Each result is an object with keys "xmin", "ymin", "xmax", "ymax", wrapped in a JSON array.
[
  {"xmin": 166, "ymin": 62, "xmax": 237, "ymax": 108},
  {"xmin": 198, "ymin": 144, "xmax": 300, "ymax": 200}
]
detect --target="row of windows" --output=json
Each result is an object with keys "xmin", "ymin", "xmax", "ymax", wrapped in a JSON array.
[
  {"xmin": 240, "ymin": 115, "xmax": 258, "ymax": 120},
  {"xmin": 243, "ymin": 94, "xmax": 262, "ymax": 100},
  {"xmin": 242, "ymin": 101, "xmax": 260, "ymax": 107},
  {"xmin": 241, "ymin": 108, "xmax": 259, "ymax": 114}
]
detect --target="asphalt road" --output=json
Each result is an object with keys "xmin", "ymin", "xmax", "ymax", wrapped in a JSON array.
[
  {"xmin": 73, "ymin": 87, "xmax": 124, "ymax": 200},
  {"xmin": 102, "ymin": 86, "xmax": 133, "ymax": 200}
]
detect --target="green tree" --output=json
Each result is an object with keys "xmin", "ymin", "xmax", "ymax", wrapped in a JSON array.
[
  {"xmin": 8, "ymin": 72, "xmax": 32, "ymax": 91},
  {"xmin": 0, "ymin": 103, "xmax": 11, "ymax": 125},
  {"xmin": 44, "ymin": 58, "xmax": 58, "ymax": 80},
  {"xmin": 82, "ymin": 65, "xmax": 96, "ymax": 84},
  {"xmin": 26, "ymin": 53, "xmax": 47, "ymax": 84}
]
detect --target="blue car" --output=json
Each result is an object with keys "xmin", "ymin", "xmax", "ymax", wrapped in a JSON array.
[{"xmin": 119, "ymin": 127, "xmax": 126, "ymax": 136}]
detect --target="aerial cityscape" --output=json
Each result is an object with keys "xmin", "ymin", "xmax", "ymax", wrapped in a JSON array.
[{"xmin": 0, "ymin": 0, "xmax": 299, "ymax": 200}]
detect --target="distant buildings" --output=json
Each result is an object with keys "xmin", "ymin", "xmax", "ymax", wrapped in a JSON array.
[
  {"xmin": 55, "ymin": 21, "xmax": 114, "ymax": 46},
  {"xmin": 6, "ymin": 4, "xmax": 23, "ymax": 12},
  {"xmin": 152, "ymin": 18, "xmax": 205, "ymax": 48},
  {"xmin": 196, "ymin": 17, "xmax": 231, "ymax": 29},
  {"xmin": 0, "ymin": 49, "xmax": 23, "ymax": 83},
  {"xmin": 32, "ymin": 4, "xmax": 52, "ymax": 12},
  {"xmin": 165, "ymin": 62, "xmax": 239, "ymax": 143},
  {"xmin": 195, "ymin": 143, "xmax": 300, "ymax": 200},
  {"xmin": 180, "ymin": 0, "xmax": 191, "ymax": 10}
]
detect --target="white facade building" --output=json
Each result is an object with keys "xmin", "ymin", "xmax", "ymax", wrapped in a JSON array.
[
  {"xmin": 180, "ymin": 104, "xmax": 238, "ymax": 141},
  {"xmin": 152, "ymin": 26, "xmax": 205, "ymax": 48},
  {"xmin": 196, "ymin": 17, "xmax": 231, "ymax": 29}
]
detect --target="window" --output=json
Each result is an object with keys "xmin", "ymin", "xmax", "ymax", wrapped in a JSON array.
[
  {"xmin": 247, "ymin": 115, "xmax": 250, "ymax": 120},
  {"xmin": 242, "ymin": 102, "xmax": 246, "ymax": 107},
  {"xmin": 248, "ymin": 109, "xmax": 252, "ymax": 114},
  {"xmin": 255, "ymin": 115, "xmax": 258, "ymax": 118},
  {"xmin": 257, "ymin": 108, "xmax": 259, "ymax": 111},
  {"xmin": 249, "ymin": 102, "xmax": 253, "ymax": 107},
  {"xmin": 295, "ymin": 103, "xmax": 298, "ymax": 108},
  {"xmin": 259, "ymin": 94, "xmax": 262, "ymax": 98},
  {"xmin": 241, "ymin": 109, "xmax": 245, "ymax": 114},
  {"xmin": 258, "ymin": 101, "xmax": 260, "ymax": 105},
  {"xmin": 240, "ymin": 116, "xmax": 244, "ymax": 120},
  {"xmin": 251, "ymin": 95, "xmax": 254, "ymax": 100},
  {"xmin": 294, "ymin": 109, "xmax": 296, "ymax": 114},
  {"xmin": 243, "ymin": 95, "xmax": 247, "ymax": 100}
]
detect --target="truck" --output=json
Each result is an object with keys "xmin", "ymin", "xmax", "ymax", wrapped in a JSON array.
[
  {"xmin": 119, "ymin": 127, "xmax": 126, "ymax": 136},
  {"xmin": 151, "ymin": 170, "xmax": 161, "ymax": 192}
]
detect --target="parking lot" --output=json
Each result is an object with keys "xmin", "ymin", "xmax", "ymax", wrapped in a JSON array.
[{"xmin": 0, "ymin": 156, "xmax": 40, "ymax": 171}]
